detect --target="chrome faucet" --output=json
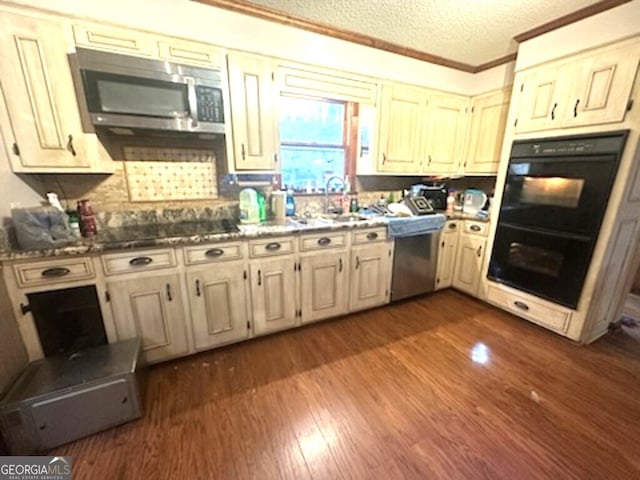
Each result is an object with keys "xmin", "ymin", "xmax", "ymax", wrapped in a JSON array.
[{"xmin": 325, "ymin": 176, "xmax": 345, "ymax": 214}]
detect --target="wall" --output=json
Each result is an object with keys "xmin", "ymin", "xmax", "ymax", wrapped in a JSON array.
[
  {"xmin": 7, "ymin": 0, "xmax": 512, "ymax": 95},
  {"xmin": 0, "ymin": 136, "xmax": 45, "ymax": 220},
  {"xmin": 0, "ymin": 270, "xmax": 28, "ymax": 395},
  {"xmin": 516, "ymin": 0, "xmax": 640, "ymax": 71}
]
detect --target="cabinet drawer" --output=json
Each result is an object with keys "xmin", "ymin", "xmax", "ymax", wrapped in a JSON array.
[
  {"xmin": 299, "ymin": 231, "xmax": 348, "ymax": 251},
  {"xmin": 183, "ymin": 242, "xmax": 244, "ymax": 265},
  {"xmin": 487, "ymin": 283, "xmax": 572, "ymax": 334},
  {"xmin": 249, "ymin": 237, "xmax": 294, "ymax": 258},
  {"xmin": 464, "ymin": 221, "xmax": 489, "ymax": 237},
  {"xmin": 157, "ymin": 40, "xmax": 224, "ymax": 67},
  {"xmin": 13, "ymin": 257, "xmax": 95, "ymax": 288},
  {"xmin": 352, "ymin": 227, "xmax": 388, "ymax": 244},
  {"xmin": 102, "ymin": 249, "xmax": 176, "ymax": 275},
  {"xmin": 73, "ymin": 24, "xmax": 155, "ymax": 56}
]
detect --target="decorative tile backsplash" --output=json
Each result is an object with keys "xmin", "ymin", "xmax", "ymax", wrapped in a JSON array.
[{"xmin": 123, "ymin": 147, "xmax": 218, "ymax": 202}]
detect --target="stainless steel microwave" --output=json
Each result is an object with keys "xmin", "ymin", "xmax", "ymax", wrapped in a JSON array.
[{"xmin": 71, "ymin": 48, "xmax": 225, "ymax": 135}]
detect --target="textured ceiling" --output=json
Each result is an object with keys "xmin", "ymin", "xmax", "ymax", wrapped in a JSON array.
[{"xmin": 242, "ymin": 0, "xmax": 605, "ymax": 66}]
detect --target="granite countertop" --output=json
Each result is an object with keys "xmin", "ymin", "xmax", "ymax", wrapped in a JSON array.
[
  {"xmin": 0, "ymin": 216, "xmax": 390, "ymax": 262},
  {"xmin": 0, "ymin": 212, "xmax": 490, "ymax": 262}
]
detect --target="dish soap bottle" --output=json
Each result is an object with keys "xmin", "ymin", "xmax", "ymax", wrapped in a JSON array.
[{"xmin": 285, "ymin": 189, "xmax": 296, "ymax": 217}]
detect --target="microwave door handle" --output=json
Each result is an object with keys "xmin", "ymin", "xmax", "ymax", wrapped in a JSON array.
[{"xmin": 187, "ymin": 78, "xmax": 198, "ymax": 128}]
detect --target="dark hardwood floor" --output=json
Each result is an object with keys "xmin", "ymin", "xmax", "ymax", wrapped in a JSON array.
[{"xmin": 52, "ymin": 290, "xmax": 640, "ymax": 479}]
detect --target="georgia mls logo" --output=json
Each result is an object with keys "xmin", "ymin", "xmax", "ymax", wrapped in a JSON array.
[{"xmin": 0, "ymin": 456, "xmax": 72, "ymax": 480}]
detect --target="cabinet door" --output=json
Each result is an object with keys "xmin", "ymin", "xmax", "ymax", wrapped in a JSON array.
[
  {"xmin": 300, "ymin": 251, "xmax": 348, "ymax": 324},
  {"xmin": 250, "ymin": 256, "xmax": 297, "ymax": 335},
  {"xmin": 227, "ymin": 53, "xmax": 277, "ymax": 171},
  {"xmin": 377, "ymin": 84, "xmax": 426, "ymax": 173},
  {"xmin": 435, "ymin": 225, "xmax": 460, "ymax": 290},
  {"xmin": 349, "ymin": 243, "xmax": 392, "ymax": 312},
  {"xmin": 452, "ymin": 235, "xmax": 486, "ymax": 297},
  {"xmin": 0, "ymin": 14, "xmax": 91, "ymax": 171},
  {"xmin": 563, "ymin": 44, "xmax": 639, "ymax": 127},
  {"xmin": 107, "ymin": 273, "xmax": 189, "ymax": 364},
  {"xmin": 425, "ymin": 94, "xmax": 469, "ymax": 174},
  {"xmin": 515, "ymin": 66, "xmax": 564, "ymax": 133},
  {"xmin": 186, "ymin": 263, "xmax": 250, "ymax": 351},
  {"xmin": 465, "ymin": 89, "xmax": 510, "ymax": 174}
]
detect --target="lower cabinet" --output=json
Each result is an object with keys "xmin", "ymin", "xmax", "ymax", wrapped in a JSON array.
[
  {"xmin": 349, "ymin": 242, "xmax": 392, "ymax": 311},
  {"xmin": 106, "ymin": 273, "xmax": 189, "ymax": 364},
  {"xmin": 186, "ymin": 262, "xmax": 250, "ymax": 351},
  {"xmin": 435, "ymin": 221, "xmax": 460, "ymax": 290},
  {"xmin": 452, "ymin": 233, "xmax": 486, "ymax": 297},
  {"xmin": 300, "ymin": 250, "xmax": 349, "ymax": 324},
  {"xmin": 249, "ymin": 256, "xmax": 297, "ymax": 335}
]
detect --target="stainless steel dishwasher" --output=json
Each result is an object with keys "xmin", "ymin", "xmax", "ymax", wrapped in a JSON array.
[{"xmin": 388, "ymin": 214, "xmax": 445, "ymax": 302}]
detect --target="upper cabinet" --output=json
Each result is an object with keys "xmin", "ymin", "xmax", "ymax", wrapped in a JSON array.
[
  {"xmin": 227, "ymin": 52, "xmax": 278, "ymax": 171},
  {"xmin": 464, "ymin": 88, "xmax": 511, "ymax": 174},
  {"xmin": 425, "ymin": 93, "xmax": 469, "ymax": 175},
  {"xmin": 0, "ymin": 13, "xmax": 109, "ymax": 173},
  {"xmin": 376, "ymin": 83, "xmax": 427, "ymax": 174},
  {"xmin": 72, "ymin": 23, "xmax": 225, "ymax": 68},
  {"xmin": 515, "ymin": 39, "xmax": 640, "ymax": 133}
]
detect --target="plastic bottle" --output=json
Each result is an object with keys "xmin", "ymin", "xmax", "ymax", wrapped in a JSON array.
[
  {"xmin": 257, "ymin": 191, "xmax": 266, "ymax": 222},
  {"xmin": 285, "ymin": 189, "xmax": 296, "ymax": 217},
  {"xmin": 446, "ymin": 190, "xmax": 456, "ymax": 213}
]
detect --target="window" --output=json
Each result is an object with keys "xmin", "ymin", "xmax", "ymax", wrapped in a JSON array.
[{"xmin": 279, "ymin": 96, "xmax": 347, "ymax": 192}]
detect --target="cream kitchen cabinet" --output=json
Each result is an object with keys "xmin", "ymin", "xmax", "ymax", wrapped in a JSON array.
[
  {"xmin": 464, "ymin": 88, "xmax": 511, "ymax": 174},
  {"xmin": 248, "ymin": 234, "xmax": 297, "ymax": 336},
  {"xmin": 106, "ymin": 273, "xmax": 189, "ymax": 364},
  {"xmin": 186, "ymin": 262, "xmax": 250, "ymax": 351},
  {"xmin": 349, "ymin": 238, "xmax": 393, "ymax": 312},
  {"xmin": 227, "ymin": 52, "xmax": 278, "ymax": 171},
  {"xmin": 452, "ymin": 221, "xmax": 487, "ymax": 297},
  {"xmin": 424, "ymin": 94, "xmax": 469, "ymax": 175},
  {"xmin": 300, "ymin": 245, "xmax": 349, "ymax": 324},
  {"xmin": 376, "ymin": 83, "xmax": 427, "ymax": 173},
  {"xmin": 515, "ymin": 39, "xmax": 639, "ymax": 133},
  {"xmin": 435, "ymin": 220, "xmax": 460, "ymax": 290},
  {"xmin": 0, "ymin": 13, "xmax": 107, "ymax": 173}
]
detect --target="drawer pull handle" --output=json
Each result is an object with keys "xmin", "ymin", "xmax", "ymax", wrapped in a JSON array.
[
  {"xmin": 41, "ymin": 267, "xmax": 71, "ymax": 277},
  {"xmin": 366, "ymin": 232, "xmax": 378, "ymax": 241},
  {"xmin": 195, "ymin": 279, "xmax": 201, "ymax": 297},
  {"xmin": 317, "ymin": 237, "xmax": 332, "ymax": 246},
  {"xmin": 265, "ymin": 242, "xmax": 282, "ymax": 251},
  {"xmin": 448, "ymin": 223, "xmax": 457, "ymax": 229},
  {"xmin": 129, "ymin": 256, "xmax": 153, "ymax": 266},
  {"xmin": 470, "ymin": 225, "xmax": 481, "ymax": 232},
  {"xmin": 205, "ymin": 248, "xmax": 224, "ymax": 258},
  {"xmin": 514, "ymin": 301, "xmax": 529, "ymax": 311},
  {"xmin": 166, "ymin": 283, "xmax": 172, "ymax": 301}
]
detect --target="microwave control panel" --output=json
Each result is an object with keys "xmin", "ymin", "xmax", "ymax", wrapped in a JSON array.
[{"xmin": 196, "ymin": 86, "xmax": 224, "ymax": 123}]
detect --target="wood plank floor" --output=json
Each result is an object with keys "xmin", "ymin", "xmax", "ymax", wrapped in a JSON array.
[{"xmin": 52, "ymin": 290, "xmax": 640, "ymax": 479}]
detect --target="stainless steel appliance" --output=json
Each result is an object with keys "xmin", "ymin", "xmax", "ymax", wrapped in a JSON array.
[
  {"xmin": 0, "ymin": 338, "xmax": 143, "ymax": 454},
  {"xmin": 389, "ymin": 213, "xmax": 446, "ymax": 301},
  {"xmin": 71, "ymin": 48, "xmax": 225, "ymax": 135},
  {"xmin": 488, "ymin": 130, "xmax": 628, "ymax": 308}
]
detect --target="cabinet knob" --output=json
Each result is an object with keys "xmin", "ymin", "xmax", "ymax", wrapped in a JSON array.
[
  {"xmin": 41, "ymin": 267, "xmax": 71, "ymax": 277},
  {"xmin": 129, "ymin": 256, "xmax": 153, "ymax": 266},
  {"xmin": 205, "ymin": 248, "xmax": 224, "ymax": 258},
  {"xmin": 317, "ymin": 237, "xmax": 332, "ymax": 246}
]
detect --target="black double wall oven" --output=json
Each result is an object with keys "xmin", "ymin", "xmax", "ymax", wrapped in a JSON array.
[{"xmin": 488, "ymin": 131, "xmax": 629, "ymax": 309}]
